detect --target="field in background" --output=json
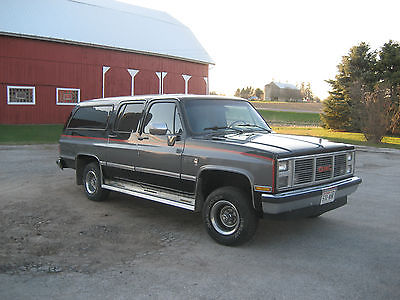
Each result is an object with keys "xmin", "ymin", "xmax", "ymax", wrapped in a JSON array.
[
  {"xmin": 258, "ymin": 110, "xmax": 321, "ymax": 126},
  {"xmin": 252, "ymin": 101, "xmax": 322, "ymax": 113}
]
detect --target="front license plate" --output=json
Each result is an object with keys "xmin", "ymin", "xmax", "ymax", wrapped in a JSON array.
[{"xmin": 320, "ymin": 187, "xmax": 337, "ymax": 205}]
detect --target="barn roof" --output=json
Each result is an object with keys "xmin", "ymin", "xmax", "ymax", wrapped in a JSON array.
[
  {"xmin": 0, "ymin": 0, "xmax": 213, "ymax": 65},
  {"xmin": 272, "ymin": 82, "xmax": 299, "ymax": 90}
]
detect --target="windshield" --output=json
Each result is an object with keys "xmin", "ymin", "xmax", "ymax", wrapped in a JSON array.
[{"xmin": 183, "ymin": 99, "xmax": 271, "ymax": 135}]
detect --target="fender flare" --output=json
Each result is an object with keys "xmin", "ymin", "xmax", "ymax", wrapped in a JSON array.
[
  {"xmin": 75, "ymin": 153, "xmax": 103, "ymax": 185},
  {"xmin": 194, "ymin": 165, "xmax": 256, "ymax": 210}
]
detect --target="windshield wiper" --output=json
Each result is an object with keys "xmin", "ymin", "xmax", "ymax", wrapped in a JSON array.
[
  {"xmin": 203, "ymin": 126, "xmax": 243, "ymax": 134},
  {"xmin": 236, "ymin": 123, "xmax": 272, "ymax": 132}
]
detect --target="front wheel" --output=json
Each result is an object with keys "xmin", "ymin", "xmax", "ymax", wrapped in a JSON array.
[
  {"xmin": 82, "ymin": 162, "xmax": 109, "ymax": 202},
  {"xmin": 307, "ymin": 212, "xmax": 323, "ymax": 218},
  {"xmin": 202, "ymin": 187, "xmax": 258, "ymax": 246}
]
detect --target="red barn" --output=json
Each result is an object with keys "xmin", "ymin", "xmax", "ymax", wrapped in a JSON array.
[{"xmin": 0, "ymin": 0, "xmax": 213, "ymax": 124}]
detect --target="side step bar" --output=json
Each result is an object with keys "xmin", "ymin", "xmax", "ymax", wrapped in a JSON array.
[{"xmin": 102, "ymin": 180, "xmax": 195, "ymax": 211}]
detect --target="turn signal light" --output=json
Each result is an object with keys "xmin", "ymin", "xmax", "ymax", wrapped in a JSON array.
[{"xmin": 254, "ymin": 186, "xmax": 272, "ymax": 192}]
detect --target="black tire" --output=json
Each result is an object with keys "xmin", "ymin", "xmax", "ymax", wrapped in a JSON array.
[
  {"xmin": 307, "ymin": 213, "xmax": 322, "ymax": 218},
  {"xmin": 82, "ymin": 162, "xmax": 109, "ymax": 202},
  {"xmin": 202, "ymin": 186, "xmax": 258, "ymax": 246},
  {"xmin": 307, "ymin": 208, "xmax": 324, "ymax": 218}
]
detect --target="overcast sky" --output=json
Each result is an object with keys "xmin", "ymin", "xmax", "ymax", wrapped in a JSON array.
[{"xmin": 121, "ymin": 0, "xmax": 400, "ymax": 99}]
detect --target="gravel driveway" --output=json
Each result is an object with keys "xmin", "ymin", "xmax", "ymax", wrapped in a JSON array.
[{"xmin": 0, "ymin": 144, "xmax": 399, "ymax": 299}]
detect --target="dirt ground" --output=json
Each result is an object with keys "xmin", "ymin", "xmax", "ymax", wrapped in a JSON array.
[
  {"xmin": 0, "ymin": 144, "xmax": 200, "ymax": 275},
  {"xmin": 0, "ymin": 144, "xmax": 399, "ymax": 299}
]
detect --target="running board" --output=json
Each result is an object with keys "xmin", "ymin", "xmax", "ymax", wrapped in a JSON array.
[{"xmin": 102, "ymin": 179, "xmax": 195, "ymax": 211}]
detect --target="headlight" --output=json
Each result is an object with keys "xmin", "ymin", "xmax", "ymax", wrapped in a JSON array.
[
  {"xmin": 345, "ymin": 151, "xmax": 354, "ymax": 175},
  {"xmin": 278, "ymin": 161, "xmax": 288, "ymax": 172},
  {"xmin": 277, "ymin": 159, "xmax": 292, "ymax": 189}
]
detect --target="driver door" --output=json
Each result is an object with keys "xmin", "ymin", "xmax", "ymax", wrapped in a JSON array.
[{"xmin": 136, "ymin": 101, "xmax": 184, "ymax": 192}]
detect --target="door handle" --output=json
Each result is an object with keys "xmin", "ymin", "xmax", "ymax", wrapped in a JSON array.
[{"xmin": 138, "ymin": 136, "xmax": 149, "ymax": 140}]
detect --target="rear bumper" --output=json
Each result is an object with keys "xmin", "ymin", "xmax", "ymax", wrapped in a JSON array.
[{"xmin": 261, "ymin": 176, "xmax": 362, "ymax": 215}]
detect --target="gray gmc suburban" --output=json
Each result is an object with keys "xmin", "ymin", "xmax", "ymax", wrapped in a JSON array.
[{"xmin": 57, "ymin": 95, "xmax": 361, "ymax": 245}]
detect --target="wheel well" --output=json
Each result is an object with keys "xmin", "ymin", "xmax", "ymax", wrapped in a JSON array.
[
  {"xmin": 75, "ymin": 155, "xmax": 99, "ymax": 185},
  {"xmin": 196, "ymin": 170, "xmax": 253, "ymax": 211}
]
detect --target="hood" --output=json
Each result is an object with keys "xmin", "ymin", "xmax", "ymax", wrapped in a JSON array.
[{"xmin": 214, "ymin": 132, "xmax": 352, "ymax": 157}]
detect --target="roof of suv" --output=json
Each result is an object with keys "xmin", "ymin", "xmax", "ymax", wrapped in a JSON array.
[{"xmin": 77, "ymin": 94, "xmax": 246, "ymax": 107}]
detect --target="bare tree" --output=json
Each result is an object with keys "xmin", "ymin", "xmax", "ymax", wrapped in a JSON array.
[
  {"xmin": 360, "ymin": 85, "xmax": 393, "ymax": 143},
  {"xmin": 299, "ymin": 82, "xmax": 314, "ymax": 101},
  {"xmin": 387, "ymin": 86, "xmax": 400, "ymax": 134}
]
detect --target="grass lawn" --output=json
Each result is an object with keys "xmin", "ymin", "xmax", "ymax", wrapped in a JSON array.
[
  {"xmin": 0, "ymin": 124, "xmax": 64, "ymax": 144},
  {"xmin": 258, "ymin": 109, "xmax": 321, "ymax": 125},
  {"xmin": 272, "ymin": 126, "xmax": 400, "ymax": 150}
]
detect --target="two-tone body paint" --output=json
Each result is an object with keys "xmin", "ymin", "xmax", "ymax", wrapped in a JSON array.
[
  {"xmin": 181, "ymin": 138, "xmax": 275, "ymax": 194},
  {"xmin": 58, "ymin": 95, "xmax": 361, "ymax": 215}
]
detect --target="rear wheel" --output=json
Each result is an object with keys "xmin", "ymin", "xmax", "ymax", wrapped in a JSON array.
[
  {"xmin": 202, "ymin": 186, "xmax": 258, "ymax": 246},
  {"xmin": 82, "ymin": 162, "xmax": 109, "ymax": 202}
]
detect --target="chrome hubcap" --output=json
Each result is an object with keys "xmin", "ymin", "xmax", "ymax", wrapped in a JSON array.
[
  {"xmin": 210, "ymin": 200, "xmax": 240, "ymax": 235},
  {"xmin": 85, "ymin": 170, "xmax": 97, "ymax": 195}
]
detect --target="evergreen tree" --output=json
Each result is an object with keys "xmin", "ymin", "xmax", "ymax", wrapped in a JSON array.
[
  {"xmin": 322, "ymin": 40, "xmax": 400, "ymax": 136},
  {"xmin": 377, "ymin": 40, "xmax": 400, "ymax": 87},
  {"xmin": 322, "ymin": 42, "xmax": 377, "ymax": 131},
  {"xmin": 321, "ymin": 79, "xmax": 352, "ymax": 130},
  {"xmin": 377, "ymin": 41, "xmax": 400, "ymax": 133}
]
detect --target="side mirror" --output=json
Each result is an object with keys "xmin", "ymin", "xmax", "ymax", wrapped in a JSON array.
[{"xmin": 149, "ymin": 123, "xmax": 168, "ymax": 135}]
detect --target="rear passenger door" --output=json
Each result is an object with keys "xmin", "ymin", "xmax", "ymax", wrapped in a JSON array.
[{"xmin": 105, "ymin": 101, "xmax": 144, "ymax": 181}]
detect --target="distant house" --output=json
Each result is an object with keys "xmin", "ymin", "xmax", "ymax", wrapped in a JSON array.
[{"xmin": 264, "ymin": 82, "xmax": 302, "ymax": 102}]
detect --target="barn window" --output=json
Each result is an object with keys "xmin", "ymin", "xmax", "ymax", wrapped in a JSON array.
[
  {"xmin": 7, "ymin": 86, "xmax": 35, "ymax": 105},
  {"xmin": 56, "ymin": 88, "xmax": 80, "ymax": 105}
]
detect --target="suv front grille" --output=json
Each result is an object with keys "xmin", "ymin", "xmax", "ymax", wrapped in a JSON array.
[
  {"xmin": 334, "ymin": 154, "xmax": 346, "ymax": 177},
  {"xmin": 294, "ymin": 159, "xmax": 313, "ymax": 184},
  {"xmin": 294, "ymin": 154, "xmax": 345, "ymax": 185},
  {"xmin": 315, "ymin": 156, "xmax": 333, "ymax": 181},
  {"xmin": 279, "ymin": 151, "xmax": 354, "ymax": 191}
]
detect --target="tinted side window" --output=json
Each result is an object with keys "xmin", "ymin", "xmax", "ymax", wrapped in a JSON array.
[
  {"xmin": 143, "ymin": 102, "xmax": 183, "ymax": 134},
  {"xmin": 68, "ymin": 106, "xmax": 112, "ymax": 129},
  {"xmin": 115, "ymin": 103, "xmax": 144, "ymax": 132}
]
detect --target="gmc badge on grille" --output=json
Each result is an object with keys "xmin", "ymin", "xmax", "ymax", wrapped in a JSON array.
[{"xmin": 318, "ymin": 165, "xmax": 332, "ymax": 173}]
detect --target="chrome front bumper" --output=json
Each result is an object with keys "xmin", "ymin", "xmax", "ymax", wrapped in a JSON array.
[{"xmin": 261, "ymin": 176, "xmax": 362, "ymax": 214}]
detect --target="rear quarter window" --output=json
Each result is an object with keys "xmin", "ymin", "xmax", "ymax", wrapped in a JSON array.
[
  {"xmin": 68, "ymin": 106, "xmax": 113, "ymax": 129},
  {"xmin": 115, "ymin": 103, "xmax": 144, "ymax": 132}
]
